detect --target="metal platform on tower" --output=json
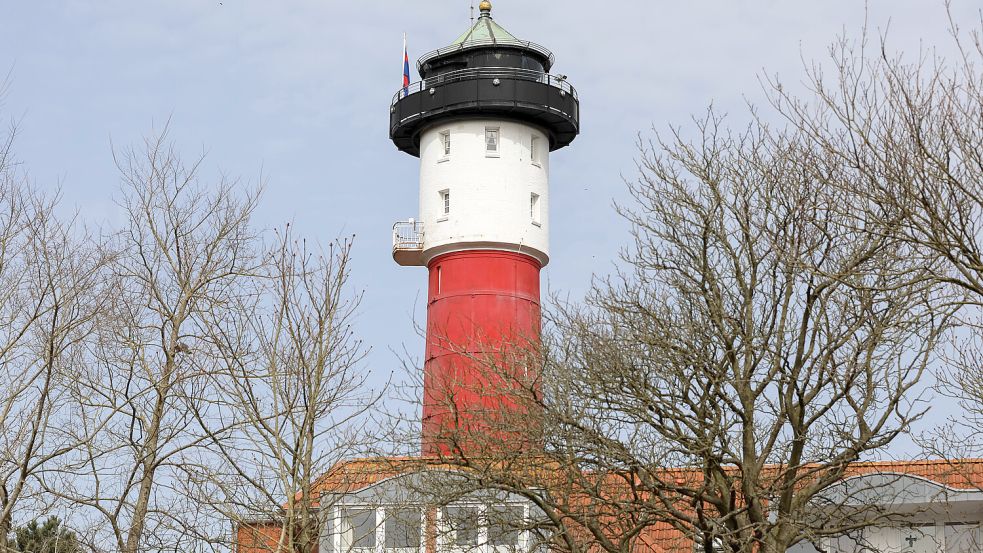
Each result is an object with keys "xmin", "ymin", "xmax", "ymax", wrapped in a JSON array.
[{"xmin": 390, "ymin": 68, "xmax": 579, "ymax": 157}]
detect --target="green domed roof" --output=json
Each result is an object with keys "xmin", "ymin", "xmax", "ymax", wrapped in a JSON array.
[
  {"xmin": 452, "ymin": 10, "xmax": 522, "ymax": 47},
  {"xmin": 417, "ymin": 5, "xmax": 555, "ymax": 71}
]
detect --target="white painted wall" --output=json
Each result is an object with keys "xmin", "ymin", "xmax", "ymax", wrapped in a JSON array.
[
  {"xmin": 815, "ymin": 508, "xmax": 982, "ymax": 553},
  {"xmin": 417, "ymin": 119, "xmax": 551, "ymax": 266},
  {"xmin": 812, "ymin": 474, "xmax": 983, "ymax": 553}
]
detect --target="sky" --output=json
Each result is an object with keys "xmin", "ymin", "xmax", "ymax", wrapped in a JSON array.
[{"xmin": 1, "ymin": 0, "xmax": 979, "ymax": 448}]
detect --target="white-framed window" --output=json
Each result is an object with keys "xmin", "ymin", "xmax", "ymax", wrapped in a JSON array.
[
  {"xmin": 339, "ymin": 508, "xmax": 377, "ymax": 553},
  {"xmin": 384, "ymin": 507, "xmax": 423, "ymax": 552},
  {"xmin": 440, "ymin": 130, "xmax": 452, "ymax": 159},
  {"xmin": 437, "ymin": 503, "xmax": 528, "ymax": 553},
  {"xmin": 530, "ymin": 193, "xmax": 541, "ymax": 226},
  {"xmin": 328, "ymin": 506, "xmax": 424, "ymax": 553},
  {"xmin": 693, "ymin": 534, "xmax": 726, "ymax": 553},
  {"xmin": 530, "ymin": 135, "xmax": 541, "ymax": 166},
  {"xmin": 439, "ymin": 189, "xmax": 451, "ymax": 219},
  {"xmin": 487, "ymin": 505, "xmax": 524, "ymax": 549},
  {"xmin": 442, "ymin": 505, "xmax": 481, "ymax": 549},
  {"xmin": 485, "ymin": 127, "xmax": 500, "ymax": 157}
]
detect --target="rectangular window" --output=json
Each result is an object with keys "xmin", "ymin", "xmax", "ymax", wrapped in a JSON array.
[
  {"xmin": 530, "ymin": 193, "xmax": 541, "ymax": 224},
  {"xmin": 325, "ymin": 512, "xmax": 335, "ymax": 553},
  {"xmin": 945, "ymin": 524, "xmax": 980, "ymax": 553},
  {"xmin": 530, "ymin": 135, "xmax": 541, "ymax": 165},
  {"xmin": 440, "ymin": 131, "xmax": 451, "ymax": 157},
  {"xmin": 442, "ymin": 506, "xmax": 480, "ymax": 547},
  {"xmin": 385, "ymin": 508, "xmax": 422, "ymax": 549},
  {"xmin": 341, "ymin": 509, "xmax": 376, "ymax": 550},
  {"xmin": 440, "ymin": 189, "xmax": 450, "ymax": 216},
  {"xmin": 694, "ymin": 535, "xmax": 727, "ymax": 553},
  {"xmin": 487, "ymin": 505, "xmax": 524, "ymax": 547},
  {"xmin": 485, "ymin": 127, "xmax": 500, "ymax": 155}
]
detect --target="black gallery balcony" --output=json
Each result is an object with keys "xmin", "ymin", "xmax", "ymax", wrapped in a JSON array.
[{"xmin": 389, "ymin": 67, "xmax": 580, "ymax": 157}]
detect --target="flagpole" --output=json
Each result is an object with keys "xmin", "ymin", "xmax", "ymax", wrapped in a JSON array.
[{"xmin": 402, "ymin": 32, "xmax": 410, "ymax": 98}]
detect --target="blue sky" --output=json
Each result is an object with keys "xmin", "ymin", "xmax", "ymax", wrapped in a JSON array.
[{"xmin": 1, "ymin": 1, "xmax": 977, "ymax": 436}]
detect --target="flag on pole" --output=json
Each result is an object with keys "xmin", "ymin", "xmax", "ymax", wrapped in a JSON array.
[{"xmin": 402, "ymin": 33, "xmax": 411, "ymax": 97}]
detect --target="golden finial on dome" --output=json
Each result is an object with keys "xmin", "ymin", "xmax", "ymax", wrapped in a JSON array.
[{"xmin": 479, "ymin": 1, "xmax": 492, "ymax": 14}]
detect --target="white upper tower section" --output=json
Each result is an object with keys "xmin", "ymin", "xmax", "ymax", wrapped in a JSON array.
[{"xmin": 418, "ymin": 120, "xmax": 550, "ymax": 266}]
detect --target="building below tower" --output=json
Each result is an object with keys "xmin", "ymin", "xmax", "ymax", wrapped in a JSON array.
[{"xmin": 235, "ymin": 458, "xmax": 983, "ymax": 553}]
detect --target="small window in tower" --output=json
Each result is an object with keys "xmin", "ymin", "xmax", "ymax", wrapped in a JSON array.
[
  {"xmin": 440, "ymin": 131, "xmax": 451, "ymax": 159},
  {"xmin": 485, "ymin": 127, "xmax": 500, "ymax": 157},
  {"xmin": 530, "ymin": 135, "xmax": 541, "ymax": 166},
  {"xmin": 439, "ymin": 189, "xmax": 450, "ymax": 219},
  {"xmin": 530, "ymin": 193, "xmax": 541, "ymax": 226}
]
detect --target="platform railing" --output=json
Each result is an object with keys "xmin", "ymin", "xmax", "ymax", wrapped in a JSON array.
[
  {"xmin": 393, "ymin": 220, "xmax": 425, "ymax": 252},
  {"xmin": 392, "ymin": 67, "xmax": 577, "ymax": 105}
]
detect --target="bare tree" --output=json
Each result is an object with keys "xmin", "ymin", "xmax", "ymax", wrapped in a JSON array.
[
  {"xmin": 0, "ymin": 123, "xmax": 105, "ymax": 550},
  {"xmin": 412, "ymin": 109, "xmax": 953, "ymax": 553},
  {"xmin": 181, "ymin": 229, "xmax": 376, "ymax": 553},
  {"xmin": 47, "ymin": 127, "xmax": 260, "ymax": 553},
  {"xmin": 764, "ymin": 7, "xmax": 983, "ymax": 463}
]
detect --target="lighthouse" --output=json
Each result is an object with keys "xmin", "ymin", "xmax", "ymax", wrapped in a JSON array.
[{"xmin": 390, "ymin": 1, "xmax": 580, "ymax": 457}]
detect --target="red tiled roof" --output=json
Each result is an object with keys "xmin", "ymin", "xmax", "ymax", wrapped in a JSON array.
[
  {"xmin": 309, "ymin": 457, "xmax": 424, "ymax": 498},
  {"xmin": 840, "ymin": 458, "xmax": 983, "ymax": 490},
  {"xmin": 305, "ymin": 457, "xmax": 451, "ymax": 506}
]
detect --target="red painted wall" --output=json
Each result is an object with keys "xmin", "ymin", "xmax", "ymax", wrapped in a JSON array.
[{"xmin": 422, "ymin": 250, "xmax": 542, "ymax": 457}]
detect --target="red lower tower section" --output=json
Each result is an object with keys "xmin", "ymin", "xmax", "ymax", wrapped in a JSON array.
[{"xmin": 422, "ymin": 250, "xmax": 542, "ymax": 457}]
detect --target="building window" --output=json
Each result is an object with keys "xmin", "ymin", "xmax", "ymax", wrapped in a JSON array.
[
  {"xmin": 530, "ymin": 135, "xmax": 541, "ymax": 165},
  {"xmin": 693, "ymin": 535, "xmax": 726, "ymax": 553},
  {"xmin": 485, "ymin": 127, "xmax": 500, "ymax": 156},
  {"xmin": 331, "ymin": 507, "xmax": 422, "ymax": 553},
  {"xmin": 439, "ymin": 189, "xmax": 450, "ymax": 218},
  {"xmin": 340, "ymin": 508, "xmax": 376, "ymax": 551},
  {"xmin": 442, "ymin": 506, "xmax": 481, "ymax": 548},
  {"xmin": 487, "ymin": 505, "xmax": 524, "ymax": 547},
  {"xmin": 440, "ymin": 131, "xmax": 451, "ymax": 158},
  {"xmin": 945, "ymin": 523, "xmax": 980, "ymax": 553},
  {"xmin": 438, "ymin": 503, "xmax": 528, "ymax": 551},
  {"xmin": 530, "ymin": 193, "xmax": 541, "ymax": 225},
  {"xmin": 384, "ymin": 508, "xmax": 422, "ymax": 550}
]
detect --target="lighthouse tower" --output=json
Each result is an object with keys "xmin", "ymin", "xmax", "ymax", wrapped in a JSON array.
[{"xmin": 390, "ymin": 1, "xmax": 580, "ymax": 457}]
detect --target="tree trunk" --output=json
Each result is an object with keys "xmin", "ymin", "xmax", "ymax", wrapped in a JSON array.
[{"xmin": 122, "ymin": 387, "xmax": 167, "ymax": 553}]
